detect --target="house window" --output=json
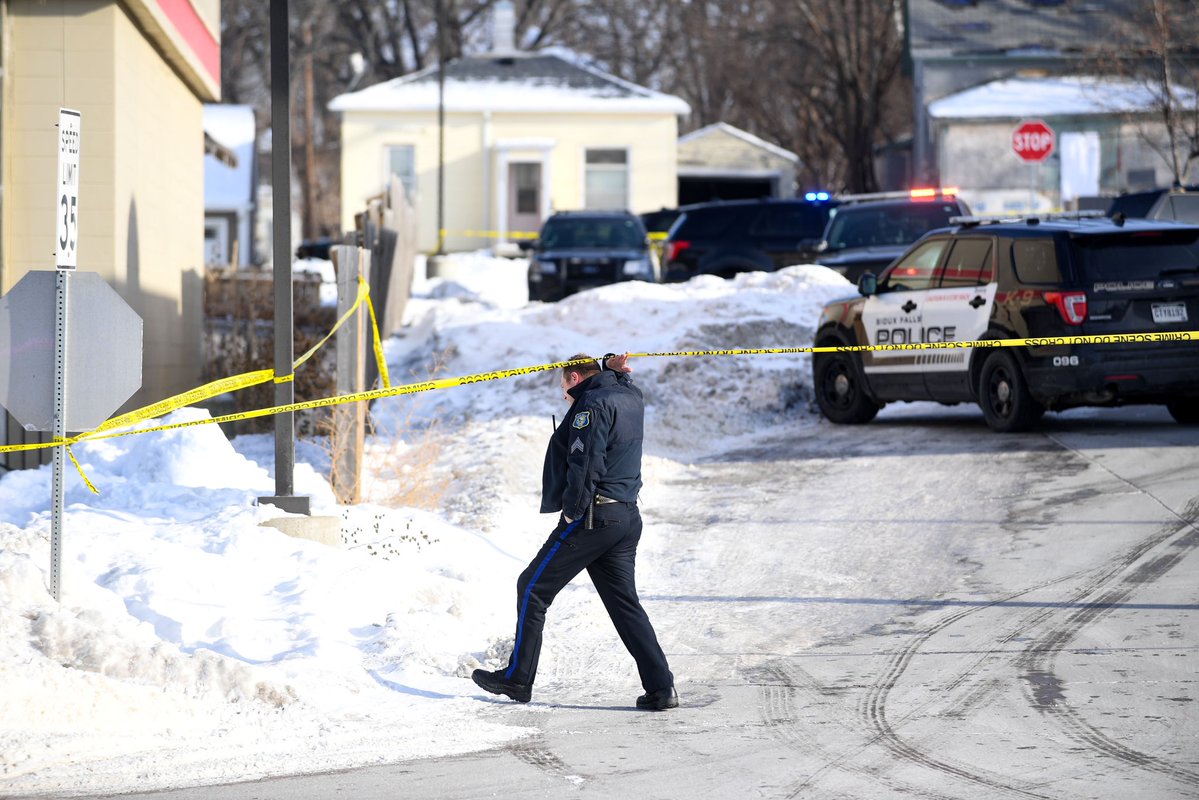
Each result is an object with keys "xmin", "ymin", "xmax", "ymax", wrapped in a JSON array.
[
  {"xmin": 585, "ymin": 148, "xmax": 628, "ymax": 210},
  {"xmin": 385, "ymin": 145, "xmax": 416, "ymax": 200},
  {"xmin": 513, "ymin": 163, "xmax": 540, "ymax": 214}
]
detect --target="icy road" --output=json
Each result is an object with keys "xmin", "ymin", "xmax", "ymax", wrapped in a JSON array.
[{"xmin": 105, "ymin": 404, "xmax": 1198, "ymax": 800}]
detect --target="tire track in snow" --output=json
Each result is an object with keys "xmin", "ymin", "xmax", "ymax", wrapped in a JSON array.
[
  {"xmin": 1014, "ymin": 514, "xmax": 1199, "ymax": 786},
  {"xmin": 1007, "ymin": 439, "xmax": 1199, "ymax": 789},
  {"xmin": 852, "ymin": 578, "xmax": 1077, "ymax": 800},
  {"xmin": 847, "ymin": 446, "xmax": 1199, "ymax": 797},
  {"xmin": 751, "ymin": 662, "xmax": 959, "ymax": 800}
]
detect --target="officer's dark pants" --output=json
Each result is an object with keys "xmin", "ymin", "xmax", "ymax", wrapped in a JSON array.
[{"xmin": 503, "ymin": 501, "xmax": 673, "ymax": 693}]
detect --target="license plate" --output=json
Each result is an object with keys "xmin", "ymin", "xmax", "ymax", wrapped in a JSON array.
[
  {"xmin": 581, "ymin": 264, "xmax": 600, "ymax": 275},
  {"xmin": 1151, "ymin": 302, "xmax": 1188, "ymax": 324}
]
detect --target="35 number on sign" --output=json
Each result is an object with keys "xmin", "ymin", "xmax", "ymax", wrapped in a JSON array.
[{"xmin": 56, "ymin": 109, "xmax": 81, "ymax": 269}]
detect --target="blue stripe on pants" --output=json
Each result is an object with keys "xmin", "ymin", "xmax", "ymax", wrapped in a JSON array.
[{"xmin": 506, "ymin": 518, "xmax": 581, "ymax": 680}]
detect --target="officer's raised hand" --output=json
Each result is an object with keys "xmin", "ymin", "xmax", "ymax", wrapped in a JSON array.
[{"xmin": 603, "ymin": 352, "xmax": 632, "ymax": 373}]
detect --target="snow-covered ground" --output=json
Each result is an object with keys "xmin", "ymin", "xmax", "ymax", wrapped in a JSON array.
[{"xmin": 0, "ymin": 255, "xmax": 855, "ymax": 796}]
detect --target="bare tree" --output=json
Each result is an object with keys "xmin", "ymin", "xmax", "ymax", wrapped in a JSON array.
[
  {"xmin": 754, "ymin": 0, "xmax": 905, "ymax": 193},
  {"xmin": 542, "ymin": 0, "xmax": 674, "ymax": 88},
  {"xmin": 1102, "ymin": 0, "xmax": 1199, "ymax": 185},
  {"xmin": 219, "ymin": 0, "xmax": 911, "ymax": 232}
]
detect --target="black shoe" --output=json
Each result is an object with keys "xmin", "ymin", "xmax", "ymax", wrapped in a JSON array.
[
  {"xmin": 472, "ymin": 669, "xmax": 532, "ymax": 703},
  {"xmin": 636, "ymin": 686, "xmax": 679, "ymax": 710}
]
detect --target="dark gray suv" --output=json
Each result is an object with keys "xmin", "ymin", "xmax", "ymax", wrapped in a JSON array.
[
  {"xmin": 523, "ymin": 211, "xmax": 656, "ymax": 302},
  {"xmin": 813, "ymin": 190, "xmax": 971, "ymax": 284},
  {"xmin": 660, "ymin": 196, "xmax": 838, "ymax": 282}
]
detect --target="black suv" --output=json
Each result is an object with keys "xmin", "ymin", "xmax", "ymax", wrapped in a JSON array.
[
  {"xmin": 524, "ymin": 211, "xmax": 656, "ymax": 302},
  {"xmin": 660, "ymin": 196, "xmax": 838, "ymax": 282},
  {"xmin": 812, "ymin": 214, "xmax": 1199, "ymax": 431},
  {"xmin": 812, "ymin": 191, "xmax": 971, "ymax": 284}
]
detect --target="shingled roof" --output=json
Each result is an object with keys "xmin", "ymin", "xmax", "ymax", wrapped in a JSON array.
[
  {"xmin": 329, "ymin": 52, "xmax": 690, "ymax": 116},
  {"xmin": 907, "ymin": 0, "xmax": 1147, "ymax": 58}
]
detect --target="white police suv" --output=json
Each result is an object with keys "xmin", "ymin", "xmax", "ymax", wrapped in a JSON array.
[{"xmin": 812, "ymin": 214, "xmax": 1199, "ymax": 431}]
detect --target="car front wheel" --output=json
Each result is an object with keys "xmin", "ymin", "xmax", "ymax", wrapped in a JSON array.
[
  {"xmin": 814, "ymin": 351, "xmax": 880, "ymax": 424},
  {"xmin": 1166, "ymin": 398, "xmax": 1199, "ymax": 424},
  {"xmin": 978, "ymin": 351, "xmax": 1043, "ymax": 432}
]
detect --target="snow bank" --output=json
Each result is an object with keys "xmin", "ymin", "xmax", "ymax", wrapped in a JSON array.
[
  {"xmin": 0, "ymin": 257, "xmax": 850, "ymax": 795},
  {"xmin": 389, "ymin": 263, "xmax": 853, "ymax": 455}
]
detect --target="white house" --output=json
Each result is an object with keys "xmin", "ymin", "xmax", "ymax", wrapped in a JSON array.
[{"xmin": 329, "ymin": 18, "xmax": 690, "ymax": 253}]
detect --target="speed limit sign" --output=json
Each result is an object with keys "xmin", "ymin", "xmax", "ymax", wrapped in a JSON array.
[{"xmin": 56, "ymin": 108, "xmax": 81, "ymax": 269}]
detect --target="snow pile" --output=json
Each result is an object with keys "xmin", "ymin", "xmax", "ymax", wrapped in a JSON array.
[
  {"xmin": 392, "ymin": 264, "xmax": 853, "ymax": 455},
  {"xmin": 0, "ymin": 257, "xmax": 851, "ymax": 795}
]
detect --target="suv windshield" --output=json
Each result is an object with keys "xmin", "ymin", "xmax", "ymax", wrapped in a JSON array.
[
  {"xmin": 540, "ymin": 217, "xmax": 644, "ymax": 250},
  {"xmin": 825, "ymin": 203, "xmax": 960, "ymax": 251},
  {"xmin": 1074, "ymin": 230, "xmax": 1199, "ymax": 281}
]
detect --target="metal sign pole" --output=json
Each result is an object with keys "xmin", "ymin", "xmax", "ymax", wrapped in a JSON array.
[
  {"xmin": 1029, "ymin": 163, "xmax": 1036, "ymax": 213},
  {"xmin": 51, "ymin": 106, "xmax": 80, "ymax": 600},
  {"xmin": 270, "ymin": 0, "xmax": 294, "ymax": 500},
  {"xmin": 50, "ymin": 270, "xmax": 70, "ymax": 602},
  {"xmin": 259, "ymin": 0, "xmax": 310, "ymax": 516}
]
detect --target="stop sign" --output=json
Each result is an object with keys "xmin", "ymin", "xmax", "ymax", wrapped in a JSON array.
[
  {"xmin": 0, "ymin": 271, "xmax": 142, "ymax": 432},
  {"xmin": 1012, "ymin": 119, "xmax": 1055, "ymax": 162}
]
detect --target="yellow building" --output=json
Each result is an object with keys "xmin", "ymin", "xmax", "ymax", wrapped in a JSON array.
[
  {"xmin": 330, "ymin": 50, "xmax": 690, "ymax": 254},
  {"xmin": 2, "ymin": 0, "xmax": 220, "ymax": 436}
]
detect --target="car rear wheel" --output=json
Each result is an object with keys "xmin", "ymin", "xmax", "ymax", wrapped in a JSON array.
[
  {"xmin": 814, "ymin": 351, "xmax": 880, "ymax": 424},
  {"xmin": 978, "ymin": 351, "xmax": 1043, "ymax": 432},
  {"xmin": 1166, "ymin": 399, "xmax": 1199, "ymax": 424}
]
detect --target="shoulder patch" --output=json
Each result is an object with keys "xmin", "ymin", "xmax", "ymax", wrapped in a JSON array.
[{"xmin": 571, "ymin": 411, "xmax": 591, "ymax": 429}]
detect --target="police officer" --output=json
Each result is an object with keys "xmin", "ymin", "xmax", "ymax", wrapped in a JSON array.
[{"xmin": 472, "ymin": 353, "xmax": 677, "ymax": 710}]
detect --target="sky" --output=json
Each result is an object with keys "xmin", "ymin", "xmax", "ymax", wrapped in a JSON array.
[{"xmin": 0, "ymin": 254, "xmax": 854, "ymax": 796}]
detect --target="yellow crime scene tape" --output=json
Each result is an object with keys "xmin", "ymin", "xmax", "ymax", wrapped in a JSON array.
[
  {"xmin": 442, "ymin": 229, "xmax": 668, "ymax": 243},
  {"xmin": 441, "ymin": 228, "xmax": 540, "ymax": 241},
  {"xmin": 2, "ymin": 277, "xmax": 1195, "ymax": 494},
  {"xmin": 0, "ymin": 276, "xmax": 390, "ymax": 489}
]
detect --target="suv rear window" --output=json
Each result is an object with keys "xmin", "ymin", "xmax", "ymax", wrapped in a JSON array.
[
  {"xmin": 1073, "ymin": 230, "xmax": 1199, "ymax": 282},
  {"xmin": 540, "ymin": 217, "xmax": 644, "ymax": 249},
  {"xmin": 1011, "ymin": 239, "xmax": 1062, "ymax": 284}
]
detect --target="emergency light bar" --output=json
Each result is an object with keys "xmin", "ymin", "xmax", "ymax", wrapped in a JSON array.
[
  {"xmin": 839, "ymin": 187, "xmax": 958, "ymax": 203},
  {"xmin": 949, "ymin": 210, "xmax": 1107, "ymax": 227}
]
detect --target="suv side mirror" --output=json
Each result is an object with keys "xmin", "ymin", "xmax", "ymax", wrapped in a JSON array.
[
  {"xmin": 517, "ymin": 239, "xmax": 536, "ymax": 252},
  {"xmin": 815, "ymin": 240, "xmax": 829, "ymax": 253},
  {"xmin": 857, "ymin": 272, "xmax": 878, "ymax": 296}
]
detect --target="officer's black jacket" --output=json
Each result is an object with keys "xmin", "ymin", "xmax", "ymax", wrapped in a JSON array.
[{"xmin": 541, "ymin": 369, "xmax": 643, "ymax": 520}]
